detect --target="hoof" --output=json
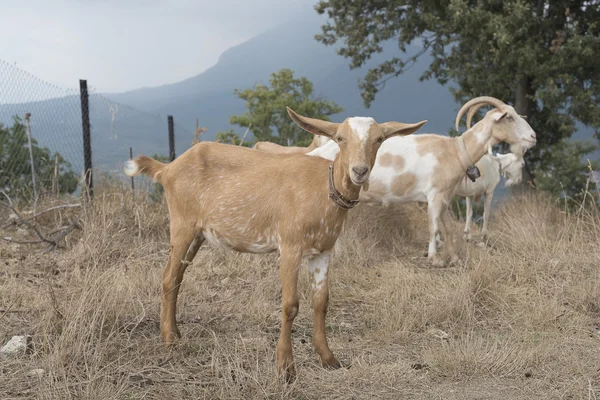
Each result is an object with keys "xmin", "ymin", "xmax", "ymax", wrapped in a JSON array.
[
  {"xmin": 161, "ymin": 327, "xmax": 181, "ymax": 345},
  {"xmin": 429, "ymin": 256, "xmax": 445, "ymax": 268},
  {"xmin": 278, "ymin": 362, "xmax": 296, "ymax": 383},
  {"xmin": 321, "ymin": 354, "xmax": 341, "ymax": 370}
]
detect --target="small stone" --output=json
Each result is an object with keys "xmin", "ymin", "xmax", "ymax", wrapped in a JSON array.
[
  {"xmin": 220, "ymin": 277, "xmax": 230, "ymax": 285},
  {"xmin": 300, "ymin": 339, "xmax": 306, "ymax": 344},
  {"xmin": 411, "ymin": 363, "xmax": 427, "ymax": 370},
  {"xmin": 0, "ymin": 336, "xmax": 31, "ymax": 357},
  {"xmin": 524, "ymin": 371, "xmax": 532, "ymax": 378},
  {"xmin": 27, "ymin": 369, "xmax": 45, "ymax": 378},
  {"xmin": 8, "ymin": 213, "xmax": 18, "ymax": 224},
  {"xmin": 16, "ymin": 228, "xmax": 28, "ymax": 237}
]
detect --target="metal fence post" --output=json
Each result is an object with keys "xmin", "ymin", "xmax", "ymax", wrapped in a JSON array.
[
  {"xmin": 129, "ymin": 146, "xmax": 134, "ymax": 193},
  {"xmin": 168, "ymin": 115, "xmax": 175, "ymax": 162},
  {"xmin": 79, "ymin": 79, "xmax": 93, "ymax": 199}
]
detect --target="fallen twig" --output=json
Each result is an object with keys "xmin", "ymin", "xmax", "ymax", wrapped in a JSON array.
[
  {"xmin": 0, "ymin": 198, "xmax": 81, "ymax": 251},
  {"xmin": 0, "ymin": 201, "xmax": 56, "ymax": 246},
  {"xmin": 0, "ymin": 295, "xmax": 22, "ymax": 322},
  {"xmin": 2, "ymin": 203, "xmax": 81, "ymax": 229}
]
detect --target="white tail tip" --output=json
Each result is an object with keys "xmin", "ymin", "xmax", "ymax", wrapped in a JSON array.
[{"xmin": 123, "ymin": 160, "xmax": 139, "ymax": 177}]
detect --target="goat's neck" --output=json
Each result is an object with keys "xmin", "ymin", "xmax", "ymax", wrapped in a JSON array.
[
  {"xmin": 460, "ymin": 120, "xmax": 500, "ymax": 165},
  {"xmin": 332, "ymin": 155, "xmax": 361, "ymax": 202}
]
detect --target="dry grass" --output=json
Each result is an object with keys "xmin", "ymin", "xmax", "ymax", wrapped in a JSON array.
[{"xmin": 1, "ymin": 187, "xmax": 600, "ymax": 399}]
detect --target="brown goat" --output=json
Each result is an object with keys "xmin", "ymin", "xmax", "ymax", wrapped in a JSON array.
[{"xmin": 124, "ymin": 108, "xmax": 426, "ymax": 381}]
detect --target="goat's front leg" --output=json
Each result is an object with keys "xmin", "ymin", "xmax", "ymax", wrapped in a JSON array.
[
  {"xmin": 276, "ymin": 247, "xmax": 302, "ymax": 382},
  {"xmin": 427, "ymin": 198, "xmax": 444, "ymax": 267},
  {"xmin": 481, "ymin": 190, "xmax": 494, "ymax": 238},
  {"xmin": 463, "ymin": 196, "xmax": 473, "ymax": 241},
  {"xmin": 161, "ymin": 230, "xmax": 204, "ymax": 344},
  {"xmin": 308, "ymin": 251, "xmax": 340, "ymax": 369}
]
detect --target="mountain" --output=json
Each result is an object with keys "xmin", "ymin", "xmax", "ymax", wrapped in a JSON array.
[{"xmin": 107, "ymin": 10, "xmax": 457, "ymax": 147}]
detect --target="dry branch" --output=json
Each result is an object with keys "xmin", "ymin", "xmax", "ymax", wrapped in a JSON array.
[{"xmin": 0, "ymin": 199, "xmax": 81, "ymax": 251}]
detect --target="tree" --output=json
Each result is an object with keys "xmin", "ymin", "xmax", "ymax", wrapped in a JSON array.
[
  {"xmin": 535, "ymin": 139, "xmax": 599, "ymax": 199},
  {"xmin": 315, "ymin": 0, "xmax": 600, "ymax": 196},
  {"xmin": 229, "ymin": 69, "xmax": 343, "ymax": 146},
  {"xmin": 214, "ymin": 129, "xmax": 251, "ymax": 146},
  {"xmin": 0, "ymin": 116, "xmax": 78, "ymax": 198}
]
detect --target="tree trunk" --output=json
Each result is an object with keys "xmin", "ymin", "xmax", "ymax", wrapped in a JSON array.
[{"xmin": 512, "ymin": 76, "xmax": 537, "ymax": 192}]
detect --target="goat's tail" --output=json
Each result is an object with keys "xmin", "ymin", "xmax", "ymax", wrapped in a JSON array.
[{"xmin": 123, "ymin": 155, "xmax": 166, "ymax": 182}]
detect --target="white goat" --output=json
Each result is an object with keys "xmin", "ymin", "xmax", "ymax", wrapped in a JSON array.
[
  {"xmin": 454, "ymin": 151, "xmax": 524, "ymax": 240},
  {"xmin": 124, "ymin": 107, "xmax": 426, "ymax": 381},
  {"xmin": 305, "ymin": 96, "xmax": 537, "ymax": 266}
]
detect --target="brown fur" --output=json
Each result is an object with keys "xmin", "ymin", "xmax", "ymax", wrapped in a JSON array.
[
  {"xmin": 253, "ymin": 135, "xmax": 320, "ymax": 154},
  {"xmin": 391, "ymin": 172, "xmax": 417, "ymax": 196},
  {"xmin": 378, "ymin": 154, "xmax": 405, "ymax": 169},
  {"xmin": 125, "ymin": 108, "xmax": 427, "ymax": 381}
]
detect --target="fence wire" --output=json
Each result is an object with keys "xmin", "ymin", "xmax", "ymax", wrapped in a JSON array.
[{"xmin": 0, "ymin": 59, "xmax": 196, "ymax": 202}]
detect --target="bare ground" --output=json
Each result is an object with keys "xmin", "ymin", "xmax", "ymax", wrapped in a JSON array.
[{"xmin": 1, "ymin": 189, "xmax": 600, "ymax": 399}]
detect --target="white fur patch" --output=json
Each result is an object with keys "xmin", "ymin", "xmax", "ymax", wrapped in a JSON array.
[
  {"xmin": 123, "ymin": 160, "xmax": 138, "ymax": 176},
  {"xmin": 348, "ymin": 117, "xmax": 375, "ymax": 140},
  {"xmin": 307, "ymin": 251, "xmax": 331, "ymax": 291}
]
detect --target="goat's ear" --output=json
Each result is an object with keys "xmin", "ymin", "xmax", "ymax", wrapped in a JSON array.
[
  {"xmin": 380, "ymin": 120, "xmax": 427, "ymax": 139},
  {"xmin": 492, "ymin": 111, "xmax": 508, "ymax": 122},
  {"xmin": 287, "ymin": 107, "xmax": 339, "ymax": 138}
]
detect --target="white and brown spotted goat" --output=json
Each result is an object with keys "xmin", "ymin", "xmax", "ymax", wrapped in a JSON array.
[
  {"xmin": 302, "ymin": 97, "xmax": 537, "ymax": 266},
  {"xmin": 124, "ymin": 108, "xmax": 426, "ymax": 381}
]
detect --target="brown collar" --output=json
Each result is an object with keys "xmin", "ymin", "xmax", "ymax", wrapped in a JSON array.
[
  {"xmin": 454, "ymin": 136, "xmax": 474, "ymax": 170},
  {"xmin": 328, "ymin": 163, "xmax": 359, "ymax": 210}
]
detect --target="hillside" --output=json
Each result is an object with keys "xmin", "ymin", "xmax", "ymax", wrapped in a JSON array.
[{"xmin": 107, "ymin": 10, "xmax": 457, "ymax": 145}]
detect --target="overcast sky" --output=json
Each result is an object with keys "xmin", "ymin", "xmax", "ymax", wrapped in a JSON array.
[{"xmin": 0, "ymin": 0, "xmax": 314, "ymax": 93}]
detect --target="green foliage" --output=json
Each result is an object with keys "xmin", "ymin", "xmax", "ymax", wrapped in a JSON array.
[
  {"xmin": 214, "ymin": 129, "xmax": 251, "ymax": 147},
  {"xmin": 229, "ymin": 69, "xmax": 343, "ymax": 146},
  {"xmin": 0, "ymin": 116, "xmax": 78, "ymax": 198},
  {"xmin": 536, "ymin": 139, "xmax": 599, "ymax": 198},
  {"xmin": 316, "ymin": 0, "xmax": 600, "ymax": 197}
]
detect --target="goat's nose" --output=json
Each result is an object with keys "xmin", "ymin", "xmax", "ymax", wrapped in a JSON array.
[
  {"xmin": 531, "ymin": 132, "xmax": 537, "ymax": 140},
  {"xmin": 352, "ymin": 166, "xmax": 369, "ymax": 178}
]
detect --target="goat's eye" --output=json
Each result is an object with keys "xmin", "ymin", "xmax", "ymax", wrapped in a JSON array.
[
  {"xmin": 506, "ymin": 115, "xmax": 514, "ymax": 122},
  {"xmin": 376, "ymin": 137, "xmax": 384, "ymax": 144},
  {"xmin": 335, "ymin": 136, "xmax": 344, "ymax": 143}
]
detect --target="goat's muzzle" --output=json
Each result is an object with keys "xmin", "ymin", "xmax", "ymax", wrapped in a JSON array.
[{"xmin": 351, "ymin": 165, "xmax": 370, "ymax": 185}]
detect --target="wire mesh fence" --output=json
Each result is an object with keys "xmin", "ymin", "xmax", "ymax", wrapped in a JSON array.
[{"xmin": 0, "ymin": 59, "xmax": 196, "ymax": 203}]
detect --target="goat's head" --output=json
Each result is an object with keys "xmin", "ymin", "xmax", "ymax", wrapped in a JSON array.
[
  {"xmin": 287, "ymin": 107, "xmax": 427, "ymax": 185},
  {"xmin": 496, "ymin": 153, "xmax": 525, "ymax": 187},
  {"xmin": 456, "ymin": 96, "xmax": 537, "ymax": 157}
]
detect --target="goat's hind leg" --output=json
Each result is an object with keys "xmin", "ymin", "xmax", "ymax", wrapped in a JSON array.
[
  {"xmin": 481, "ymin": 190, "xmax": 494, "ymax": 239},
  {"xmin": 440, "ymin": 207, "xmax": 460, "ymax": 265},
  {"xmin": 161, "ymin": 227, "xmax": 204, "ymax": 344},
  {"xmin": 276, "ymin": 246, "xmax": 303, "ymax": 382}
]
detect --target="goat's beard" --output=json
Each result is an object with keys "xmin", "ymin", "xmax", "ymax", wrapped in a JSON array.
[{"xmin": 509, "ymin": 143, "xmax": 528, "ymax": 158}]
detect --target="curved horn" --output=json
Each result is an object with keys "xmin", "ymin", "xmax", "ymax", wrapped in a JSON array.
[
  {"xmin": 465, "ymin": 103, "xmax": 488, "ymax": 129},
  {"xmin": 455, "ymin": 96, "xmax": 507, "ymax": 131}
]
